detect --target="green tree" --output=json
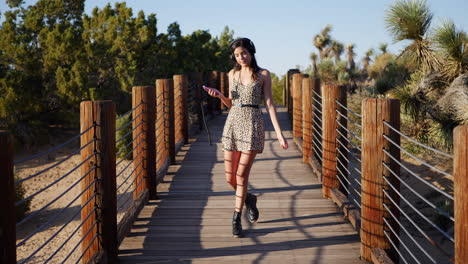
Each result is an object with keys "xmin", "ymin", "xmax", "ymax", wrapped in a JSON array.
[
  {"xmin": 0, "ymin": 0, "xmax": 236, "ymax": 146},
  {"xmin": 270, "ymin": 72, "xmax": 285, "ymax": 105}
]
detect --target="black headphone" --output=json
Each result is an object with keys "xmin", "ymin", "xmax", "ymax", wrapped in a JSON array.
[{"xmin": 229, "ymin": 38, "xmax": 256, "ymax": 62}]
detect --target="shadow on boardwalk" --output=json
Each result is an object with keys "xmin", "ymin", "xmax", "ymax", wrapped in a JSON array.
[{"xmin": 118, "ymin": 107, "xmax": 365, "ymax": 264}]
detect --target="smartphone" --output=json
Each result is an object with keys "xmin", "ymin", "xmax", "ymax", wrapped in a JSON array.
[{"xmin": 202, "ymin": 85, "xmax": 220, "ymax": 96}]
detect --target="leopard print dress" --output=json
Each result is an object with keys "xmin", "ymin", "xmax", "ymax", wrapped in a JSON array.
[{"xmin": 221, "ymin": 73, "xmax": 265, "ymax": 153}]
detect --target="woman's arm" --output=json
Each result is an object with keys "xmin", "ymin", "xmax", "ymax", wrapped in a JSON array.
[
  {"xmin": 261, "ymin": 69, "xmax": 288, "ymax": 150},
  {"xmin": 205, "ymin": 70, "xmax": 233, "ymax": 108}
]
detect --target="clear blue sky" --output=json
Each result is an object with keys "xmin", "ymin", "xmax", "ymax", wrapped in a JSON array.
[{"xmin": 1, "ymin": 0, "xmax": 467, "ymax": 76}]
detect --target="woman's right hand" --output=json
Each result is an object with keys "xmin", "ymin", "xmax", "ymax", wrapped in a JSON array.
[
  {"xmin": 203, "ymin": 86, "xmax": 221, "ymax": 98},
  {"xmin": 278, "ymin": 134, "xmax": 288, "ymax": 150}
]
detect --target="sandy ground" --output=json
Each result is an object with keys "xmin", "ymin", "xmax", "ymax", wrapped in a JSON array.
[{"xmin": 15, "ymin": 137, "xmax": 135, "ymax": 264}]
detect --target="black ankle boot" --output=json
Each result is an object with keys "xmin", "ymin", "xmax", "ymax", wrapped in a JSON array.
[
  {"xmin": 232, "ymin": 211, "xmax": 243, "ymax": 237},
  {"xmin": 245, "ymin": 193, "xmax": 259, "ymax": 223}
]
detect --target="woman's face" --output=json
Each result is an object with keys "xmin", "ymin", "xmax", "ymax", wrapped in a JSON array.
[{"xmin": 233, "ymin": 47, "xmax": 252, "ymax": 67}]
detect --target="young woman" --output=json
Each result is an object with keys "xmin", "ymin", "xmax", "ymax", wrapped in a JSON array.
[{"xmin": 204, "ymin": 38, "xmax": 288, "ymax": 237}]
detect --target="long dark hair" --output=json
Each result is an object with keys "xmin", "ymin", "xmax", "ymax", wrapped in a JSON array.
[{"xmin": 229, "ymin": 38, "xmax": 261, "ymax": 80}]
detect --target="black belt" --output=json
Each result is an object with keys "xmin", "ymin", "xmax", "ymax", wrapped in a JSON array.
[{"xmin": 233, "ymin": 104, "xmax": 259, "ymax": 108}]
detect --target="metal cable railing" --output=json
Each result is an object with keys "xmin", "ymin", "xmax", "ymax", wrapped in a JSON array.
[
  {"xmin": 117, "ymin": 149, "xmax": 144, "ymax": 193},
  {"xmin": 115, "ymin": 103, "xmax": 147, "ymax": 219},
  {"xmin": 118, "ymin": 168, "xmax": 145, "ymax": 211},
  {"xmin": 384, "ymin": 203, "xmax": 437, "ymax": 263},
  {"xmin": 384, "ymin": 121, "xmax": 452, "ymax": 159},
  {"xmin": 383, "ymin": 188, "xmax": 454, "ymax": 262},
  {"xmin": 311, "ymin": 90, "xmax": 323, "ymax": 164},
  {"xmin": 15, "ymin": 136, "xmax": 95, "ymax": 185},
  {"xmin": 381, "ymin": 123, "xmax": 454, "ymax": 263},
  {"xmin": 116, "ymin": 102, "xmax": 143, "ymax": 121},
  {"xmin": 13, "ymin": 124, "xmax": 95, "ymax": 165},
  {"xmin": 335, "ymin": 100, "xmax": 362, "ymax": 210},
  {"xmin": 11, "ymin": 121, "xmax": 101, "ymax": 263},
  {"xmin": 116, "ymin": 110, "xmax": 144, "ymax": 132},
  {"xmin": 383, "ymin": 149, "xmax": 453, "ymax": 201},
  {"xmin": 19, "ymin": 187, "xmax": 96, "ymax": 263},
  {"xmin": 16, "ymin": 159, "xmax": 96, "ymax": 226}
]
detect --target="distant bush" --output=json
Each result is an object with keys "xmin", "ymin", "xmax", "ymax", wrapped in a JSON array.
[
  {"xmin": 317, "ymin": 58, "xmax": 337, "ymax": 85},
  {"xmin": 116, "ymin": 114, "xmax": 133, "ymax": 160},
  {"xmin": 369, "ymin": 55, "xmax": 411, "ymax": 94}
]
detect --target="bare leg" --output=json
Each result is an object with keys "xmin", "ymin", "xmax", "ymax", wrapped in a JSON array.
[
  {"xmin": 235, "ymin": 151, "xmax": 258, "ymax": 212},
  {"xmin": 224, "ymin": 150, "xmax": 241, "ymax": 190}
]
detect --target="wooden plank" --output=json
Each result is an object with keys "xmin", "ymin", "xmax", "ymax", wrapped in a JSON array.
[{"xmin": 371, "ymin": 248, "xmax": 395, "ymax": 264}]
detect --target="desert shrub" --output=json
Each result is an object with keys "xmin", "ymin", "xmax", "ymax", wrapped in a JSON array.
[
  {"xmin": 432, "ymin": 198, "xmax": 453, "ymax": 232},
  {"xmin": 15, "ymin": 172, "xmax": 31, "ymax": 221},
  {"xmin": 376, "ymin": 60, "xmax": 411, "ymax": 94}
]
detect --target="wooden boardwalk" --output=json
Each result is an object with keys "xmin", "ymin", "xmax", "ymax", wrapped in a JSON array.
[{"xmin": 118, "ymin": 107, "xmax": 365, "ymax": 263}]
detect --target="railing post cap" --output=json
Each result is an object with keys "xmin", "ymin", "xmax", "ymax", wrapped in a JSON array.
[{"xmin": 454, "ymin": 125, "xmax": 468, "ymax": 133}]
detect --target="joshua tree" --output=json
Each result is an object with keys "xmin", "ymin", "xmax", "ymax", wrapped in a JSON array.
[
  {"xmin": 385, "ymin": 0, "xmax": 441, "ymax": 73},
  {"xmin": 313, "ymin": 24, "xmax": 332, "ymax": 59},
  {"xmin": 346, "ymin": 43, "xmax": 356, "ymax": 71},
  {"xmin": 362, "ymin": 48, "xmax": 374, "ymax": 75},
  {"xmin": 310, "ymin": 52, "xmax": 318, "ymax": 77},
  {"xmin": 432, "ymin": 19, "xmax": 467, "ymax": 82},
  {"xmin": 331, "ymin": 40, "xmax": 344, "ymax": 64},
  {"xmin": 378, "ymin": 43, "xmax": 388, "ymax": 54}
]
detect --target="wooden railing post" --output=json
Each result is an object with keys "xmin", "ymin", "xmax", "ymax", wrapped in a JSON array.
[
  {"xmin": 302, "ymin": 78, "xmax": 312, "ymax": 163},
  {"xmin": 174, "ymin": 75, "xmax": 189, "ymax": 145},
  {"xmin": 156, "ymin": 79, "xmax": 175, "ymax": 165},
  {"xmin": 220, "ymin": 72, "xmax": 228, "ymax": 110},
  {"xmin": 292, "ymin": 73, "xmax": 304, "ymax": 139},
  {"xmin": 361, "ymin": 98, "xmax": 400, "ymax": 262},
  {"xmin": 321, "ymin": 84, "xmax": 345, "ymax": 198},
  {"xmin": 188, "ymin": 72, "xmax": 203, "ymax": 132},
  {"xmin": 454, "ymin": 126, "xmax": 468, "ymax": 264},
  {"xmin": 286, "ymin": 69, "xmax": 300, "ymax": 117},
  {"xmin": 132, "ymin": 86, "xmax": 156, "ymax": 199},
  {"xmin": 156, "ymin": 80, "xmax": 165, "ymax": 171},
  {"xmin": 0, "ymin": 131, "xmax": 16, "ymax": 264},
  {"xmin": 80, "ymin": 101, "xmax": 117, "ymax": 263},
  {"xmin": 205, "ymin": 71, "xmax": 218, "ymax": 115}
]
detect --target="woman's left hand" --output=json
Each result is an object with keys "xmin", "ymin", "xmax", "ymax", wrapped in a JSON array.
[{"xmin": 278, "ymin": 135, "xmax": 288, "ymax": 150}]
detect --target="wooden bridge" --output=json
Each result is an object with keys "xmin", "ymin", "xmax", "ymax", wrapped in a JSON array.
[
  {"xmin": 118, "ymin": 107, "xmax": 364, "ymax": 263},
  {"xmin": 1, "ymin": 71, "xmax": 467, "ymax": 264}
]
